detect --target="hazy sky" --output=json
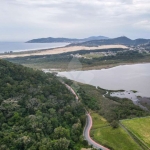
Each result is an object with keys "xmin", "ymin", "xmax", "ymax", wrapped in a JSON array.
[{"xmin": 1, "ymin": 0, "xmax": 150, "ymax": 41}]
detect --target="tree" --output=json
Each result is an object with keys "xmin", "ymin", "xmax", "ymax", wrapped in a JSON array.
[
  {"xmin": 110, "ymin": 120, "xmax": 119, "ymax": 128},
  {"xmin": 53, "ymin": 138, "xmax": 70, "ymax": 150},
  {"xmin": 54, "ymin": 126, "xmax": 70, "ymax": 139}
]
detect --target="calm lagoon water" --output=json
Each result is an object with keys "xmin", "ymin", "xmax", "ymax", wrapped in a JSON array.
[
  {"xmin": 0, "ymin": 42, "xmax": 69, "ymax": 53},
  {"xmin": 58, "ymin": 63, "xmax": 150, "ymax": 97}
]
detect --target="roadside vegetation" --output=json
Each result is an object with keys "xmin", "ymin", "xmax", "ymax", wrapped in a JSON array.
[
  {"xmin": 65, "ymin": 81, "xmax": 150, "ymax": 150},
  {"xmin": 76, "ymin": 83, "xmax": 149, "ymax": 123}
]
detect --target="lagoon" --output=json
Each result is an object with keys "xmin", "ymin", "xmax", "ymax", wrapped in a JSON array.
[{"xmin": 58, "ymin": 63, "xmax": 150, "ymax": 97}]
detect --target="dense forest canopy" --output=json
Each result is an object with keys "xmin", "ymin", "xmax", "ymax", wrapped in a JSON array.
[{"xmin": 0, "ymin": 59, "xmax": 86, "ymax": 150}]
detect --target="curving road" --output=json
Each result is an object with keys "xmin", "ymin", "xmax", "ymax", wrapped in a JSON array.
[
  {"xmin": 64, "ymin": 83, "xmax": 109, "ymax": 150},
  {"xmin": 64, "ymin": 83, "xmax": 79, "ymax": 101},
  {"xmin": 83, "ymin": 113, "xmax": 110, "ymax": 150}
]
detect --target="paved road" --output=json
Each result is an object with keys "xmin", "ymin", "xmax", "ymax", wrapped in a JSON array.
[
  {"xmin": 83, "ymin": 113, "xmax": 110, "ymax": 150},
  {"xmin": 64, "ymin": 83, "xmax": 109, "ymax": 150}
]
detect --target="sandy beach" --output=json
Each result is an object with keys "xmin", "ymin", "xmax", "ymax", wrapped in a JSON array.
[{"xmin": 0, "ymin": 45, "xmax": 128, "ymax": 58}]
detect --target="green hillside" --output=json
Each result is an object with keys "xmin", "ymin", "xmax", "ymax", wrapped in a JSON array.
[{"xmin": 0, "ymin": 59, "xmax": 86, "ymax": 150}]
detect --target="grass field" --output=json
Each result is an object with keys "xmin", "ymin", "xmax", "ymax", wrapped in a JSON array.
[
  {"xmin": 121, "ymin": 117, "xmax": 150, "ymax": 149},
  {"xmin": 91, "ymin": 113, "xmax": 109, "ymax": 129},
  {"xmin": 90, "ymin": 113, "xmax": 142, "ymax": 150}
]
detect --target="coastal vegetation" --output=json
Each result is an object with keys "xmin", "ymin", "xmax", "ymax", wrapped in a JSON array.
[{"xmin": 6, "ymin": 49, "xmax": 150, "ymax": 71}]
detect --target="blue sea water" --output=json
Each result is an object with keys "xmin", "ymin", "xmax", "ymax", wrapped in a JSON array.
[{"xmin": 0, "ymin": 42, "xmax": 69, "ymax": 53}]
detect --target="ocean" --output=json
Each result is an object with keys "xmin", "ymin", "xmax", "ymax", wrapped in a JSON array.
[{"xmin": 0, "ymin": 42, "xmax": 69, "ymax": 53}]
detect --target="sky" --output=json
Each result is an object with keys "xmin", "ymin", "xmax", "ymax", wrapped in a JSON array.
[{"xmin": 0, "ymin": 0, "xmax": 150, "ymax": 41}]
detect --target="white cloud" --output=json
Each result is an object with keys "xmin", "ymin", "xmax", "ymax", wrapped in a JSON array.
[
  {"xmin": 0, "ymin": 0, "xmax": 150, "ymax": 41},
  {"xmin": 134, "ymin": 20, "xmax": 150, "ymax": 29}
]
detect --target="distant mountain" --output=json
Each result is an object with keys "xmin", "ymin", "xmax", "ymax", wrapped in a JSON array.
[
  {"xmin": 26, "ymin": 36, "xmax": 108, "ymax": 43},
  {"xmin": 83, "ymin": 36, "xmax": 109, "ymax": 41},
  {"xmin": 68, "ymin": 36, "xmax": 150, "ymax": 47}
]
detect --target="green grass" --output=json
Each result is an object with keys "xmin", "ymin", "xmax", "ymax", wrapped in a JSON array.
[
  {"xmin": 121, "ymin": 117, "xmax": 150, "ymax": 148},
  {"xmin": 90, "ymin": 113, "xmax": 142, "ymax": 150},
  {"xmin": 91, "ymin": 113, "xmax": 109, "ymax": 129}
]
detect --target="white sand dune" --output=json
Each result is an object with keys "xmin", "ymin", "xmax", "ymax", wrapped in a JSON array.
[{"xmin": 0, "ymin": 45, "xmax": 128, "ymax": 58}]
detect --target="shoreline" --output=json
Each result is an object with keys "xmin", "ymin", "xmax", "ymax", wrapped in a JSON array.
[
  {"xmin": 57, "ymin": 63, "xmax": 150, "ymax": 101},
  {"xmin": 57, "ymin": 62, "xmax": 150, "ymax": 72},
  {"xmin": 38, "ymin": 62, "xmax": 150, "ymax": 76}
]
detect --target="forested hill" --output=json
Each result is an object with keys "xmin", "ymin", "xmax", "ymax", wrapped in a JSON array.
[
  {"xmin": 26, "ymin": 36, "xmax": 108, "ymax": 43},
  {"xmin": 68, "ymin": 36, "xmax": 150, "ymax": 47},
  {"xmin": 0, "ymin": 59, "xmax": 85, "ymax": 150}
]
